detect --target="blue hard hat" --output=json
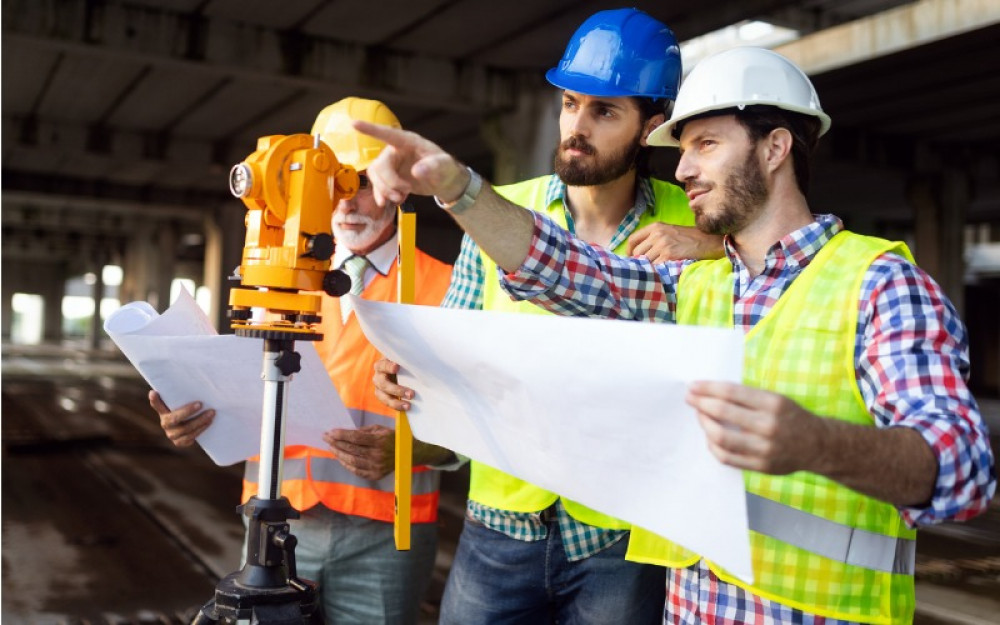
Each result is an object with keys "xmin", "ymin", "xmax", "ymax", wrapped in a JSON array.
[{"xmin": 546, "ymin": 8, "xmax": 681, "ymax": 101}]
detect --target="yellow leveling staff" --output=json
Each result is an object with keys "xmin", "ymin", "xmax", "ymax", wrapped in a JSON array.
[{"xmin": 394, "ymin": 204, "xmax": 416, "ymax": 550}]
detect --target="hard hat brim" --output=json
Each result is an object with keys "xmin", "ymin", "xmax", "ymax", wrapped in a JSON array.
[
  {"xmin": 647, "ymin": 102, "xmax": 832, "ymax": 147},
  {"xmin": 546, "ymin": 68, "xmax": 676, "ymax": 101}
]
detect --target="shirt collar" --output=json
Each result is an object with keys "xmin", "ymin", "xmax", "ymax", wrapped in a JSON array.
[
  {"xmin": 544, "ymin": 174, "xmax": 655, "ymax": 235},
  {"xmin": 722, "ymin": 213, "xmax": 844, "ymax": 271},
  {"xmin": 333, "ymin": 230, "xmax": 398, "ymax": 276}
]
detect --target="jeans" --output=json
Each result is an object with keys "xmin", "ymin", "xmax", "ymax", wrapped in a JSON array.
[
  {"xmin": 286, "ymin": 505, "xmax": 438, "ymax": 624},
  {"xmin": 440, "ymin": 515, "xmax": 665, "ymax": 625}
]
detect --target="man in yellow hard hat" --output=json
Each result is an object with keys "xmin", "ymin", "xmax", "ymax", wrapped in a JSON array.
[
  {"xmin": 151, "ymin": 97, "xmax": 455, "ymax": 624},
  {"xmin": 359, "ymin": 46, "xmax": 995, "ymax": 625}
]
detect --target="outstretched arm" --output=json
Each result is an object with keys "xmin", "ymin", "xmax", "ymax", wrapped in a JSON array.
[
  {"xmin": 356, "ymin": 121, "xmax": 680, "ymax": 321},
  {"xmin": 355, "ymin": 120, "xmax": 533, "ymax": 273}
]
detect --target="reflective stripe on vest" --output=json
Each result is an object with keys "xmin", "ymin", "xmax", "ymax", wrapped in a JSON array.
[
  {"xmin": 747, "ymin": 492, "xmax": 915, "ymax": 575},
  {"xmin": 470, "ymin": 175, "xmax": 694, "ymax": 529},
  {"xmin": 346, "ymin": 408, "xmax": 394, "ymax": 429},
  {"xmin": 244, "ymin": 457, "xmax": 439, "ymax": 497}
]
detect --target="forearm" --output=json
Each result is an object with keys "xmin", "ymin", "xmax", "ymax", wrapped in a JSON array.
[
  {"xmin": 446, "ymin": 184, "xmax": 534, "ymax": 273},
  {"xmin": 808, "ymin": 419, "xmax": 937, "ymax": 507}
]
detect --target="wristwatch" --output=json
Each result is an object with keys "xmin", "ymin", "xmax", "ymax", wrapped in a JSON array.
[{"xmin": 434, "ymin": 166, "xmax": 482, "ymax": 215}]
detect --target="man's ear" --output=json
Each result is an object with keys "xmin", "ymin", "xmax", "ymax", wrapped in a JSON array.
[
  {"xmin": 640, "ymin": 113, "xmax": 667, "ymax": 147},
  {"xmin": 764, "ymin": 127, "xmax": 793, "ymax": 173}
]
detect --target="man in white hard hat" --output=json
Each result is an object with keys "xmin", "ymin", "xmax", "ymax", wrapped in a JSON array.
[
  {"xmin": 360, "ymin": 47, "xmax": 995, "ymax": 624},
  {"xmin": 151, "ymin": 97, "xmax": 455, "ymax": 624}
]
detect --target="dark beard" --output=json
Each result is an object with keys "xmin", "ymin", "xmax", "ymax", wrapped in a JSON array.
[
  {"xmin": 695, "ymin": 148, "xmax": 768, "ymax": 236},
  {"xmin": 554, "ymin": 128, "xmax": 642, "ymax": 187}
]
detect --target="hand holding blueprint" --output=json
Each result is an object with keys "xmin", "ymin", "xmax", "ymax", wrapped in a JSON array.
[
  {"xmin": 353, "ymin": 297, "xmax": 753, "ymax": 582},
  {"xmin": 104, "ymin": 290, "xmax": 354, "ymax": 466}
]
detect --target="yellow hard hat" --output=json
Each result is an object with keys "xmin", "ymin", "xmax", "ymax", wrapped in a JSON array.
[{"xmin": 310, "ymin": 97, "xmax": 401, "ymax": 171}]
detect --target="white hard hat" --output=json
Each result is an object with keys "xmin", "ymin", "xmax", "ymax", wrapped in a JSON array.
[{"xmin": 647, "ymin": 47, "xmax": 831, "ymax": 147}]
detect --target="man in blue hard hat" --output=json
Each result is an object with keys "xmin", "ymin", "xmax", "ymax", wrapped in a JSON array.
[{"xmin": 375, "ymin": 8, "xmax": 721, "ymax": 624}]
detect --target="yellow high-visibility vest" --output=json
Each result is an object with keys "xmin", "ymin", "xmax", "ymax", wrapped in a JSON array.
[
  {"xmin": 473, "ymin": 175, "xmax": 692, "ymax": 529},
  {"xmin": 627, "ymin": 231, "xmax": 917, "ymax": 624}
]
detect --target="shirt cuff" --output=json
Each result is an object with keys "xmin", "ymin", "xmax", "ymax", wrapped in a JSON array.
[{"xmin": 894, "ymin": 413, "xmax": 993, "ymax": 528}]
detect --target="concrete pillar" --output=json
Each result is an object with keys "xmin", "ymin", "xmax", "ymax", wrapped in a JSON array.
[
  {"xmin": 939, "ymin": 169, "xmax": 968, "ymax": 315},
  {"xmin": 89, "ymin": 260, "xmax": 105, "ymax": 351},
  {"xmin": 203, "ymin": 204, "xmax": 247, "ymax": 332},
  {"xmin": 153, "ymin": 223, "xmax": 178, "ymax": 311},
  {"xmin": 0, "ymin": 259, "xmax": 68, "ymax": 343},
  {"xmin": 119, "ymin": 220, "xmax": 179, "ymax": 313},
  {"xmin": 908, "ymin": 168, "xmax": 969, "ymax": 315},
  {"xmin": 119, "ymin": 222, "xmax": 155, "ymax": 309},
  {"xmin": 41, "ymin": 269, "xmax": 65, "ymax": 344},
  {"xmin": 1, "ymin": 263, "xmax": 14, "ymax": 341},
  {"xmin": 482, "ymin": 87, "xmax": 560, "ymax": 185},
  {"xmin": 41, "ymin": 267, "xmax": 69, "ymax": 343}
]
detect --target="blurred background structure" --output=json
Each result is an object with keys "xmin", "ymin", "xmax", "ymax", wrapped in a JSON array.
[{"xmin": 2, "ymin": 0, "xmax": 998, "ymax": 623}]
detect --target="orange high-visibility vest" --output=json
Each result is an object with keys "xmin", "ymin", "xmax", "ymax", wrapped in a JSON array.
[{"xmin": 242, "ymin": 247, "xmax": 453, "ymax": 523}]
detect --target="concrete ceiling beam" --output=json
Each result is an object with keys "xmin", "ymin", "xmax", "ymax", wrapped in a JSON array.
[{"xmin": 775, "ymin": 0, "xmax": 1000, "ymax": 75}]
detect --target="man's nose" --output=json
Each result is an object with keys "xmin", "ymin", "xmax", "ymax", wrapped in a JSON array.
[
  {"xmin": 566, "ymin": 111, "xmax": 591, "ymax": 138},
  {"xmin": 675, "ymin": 152, "xmax": 697, "ymax": 184},
  {"xmin": 336, "ymin": 197, "xmax": 356, "ymax": 214}
]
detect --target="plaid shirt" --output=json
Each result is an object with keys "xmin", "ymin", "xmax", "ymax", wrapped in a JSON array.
[
  {"xmin": 504, "ymin": 212, "xmax": 996, "ymax": 623},
  {"xmin": 442, "ymin": 174, "xmax": 657, "ymax": 561}
]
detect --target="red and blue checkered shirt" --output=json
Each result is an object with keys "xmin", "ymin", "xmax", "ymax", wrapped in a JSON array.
[{"xmin": 501, "ymin": 211, "xmax": 996, "ymax": 624}]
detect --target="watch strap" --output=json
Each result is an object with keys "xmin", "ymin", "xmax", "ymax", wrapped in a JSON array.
[{"xmin": 434, "ymin": 167, "xmax": 482, "ymax": 215}]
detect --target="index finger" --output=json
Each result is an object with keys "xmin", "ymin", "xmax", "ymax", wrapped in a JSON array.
[{"xmin": 353, "ymin": 120, "xmax": 411, "ymax": 148}]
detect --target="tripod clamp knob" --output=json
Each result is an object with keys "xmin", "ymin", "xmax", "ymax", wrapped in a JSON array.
[{"xmin": 274, "ymin": 350, "xmax": 302, "ymax": 376}]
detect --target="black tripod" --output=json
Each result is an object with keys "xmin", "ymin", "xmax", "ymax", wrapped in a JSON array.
[{"xmin": 193, "ymin": 336, "xmax": 322, "ymax": 624}]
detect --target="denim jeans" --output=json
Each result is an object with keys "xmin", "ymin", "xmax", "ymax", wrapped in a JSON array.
[
  {"xmin": 440, "ymin": 515, "xmax": 666, "ymax": 625},
  {"xmin": 286, "ymin": 505, "xmax": 438, "ymax": 624}
]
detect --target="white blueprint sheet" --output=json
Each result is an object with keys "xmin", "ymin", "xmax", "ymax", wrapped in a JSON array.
[
  {"xmin": 353, "ymin": 296, "xmax": 753, "ymax": 583},
  {"xmin": 104, "ymin": 290, "xmax": 353, "ymax": 466}
]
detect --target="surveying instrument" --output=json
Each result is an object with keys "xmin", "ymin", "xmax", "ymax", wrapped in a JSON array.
[{"xmin": 192, "ymin": 131, "xmax": 390, "ymax": 624}]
